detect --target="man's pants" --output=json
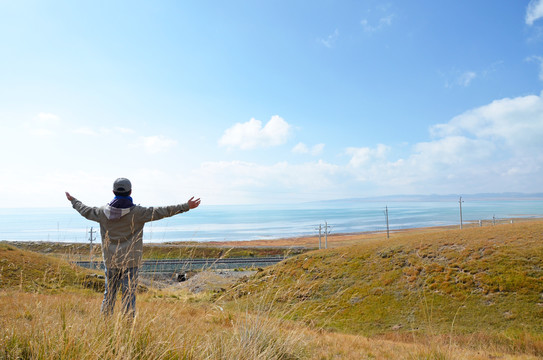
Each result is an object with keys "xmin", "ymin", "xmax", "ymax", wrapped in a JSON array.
[{"xmin": 101, "ymin": 267, "xmax": 138, "ymax": 317}]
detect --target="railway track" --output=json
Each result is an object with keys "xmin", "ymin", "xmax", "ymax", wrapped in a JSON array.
[{"xmin": 75, "ymin": 256, "xmax": 286, "ymax": 273}]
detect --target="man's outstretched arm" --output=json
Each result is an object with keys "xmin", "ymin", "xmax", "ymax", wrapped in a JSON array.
[
  {"xmin": 188, "ymin": 196, "xmax": 201, "ymax": 209},
  {"xmin": 65, "ymin": 192, "xmax": 101, "ymax": 222},
  {"xmin": 138, "ymin": 196, "xmax": 201, "ymax": 223}
]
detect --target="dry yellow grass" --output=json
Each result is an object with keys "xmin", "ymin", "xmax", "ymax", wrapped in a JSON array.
[
  {"xmin": 2, "ymin": 221, "xmax": 543, "ymax": 359},
  {"xmin": 1, "ymin": 289, "xmax": 538, "ymax": 359}
]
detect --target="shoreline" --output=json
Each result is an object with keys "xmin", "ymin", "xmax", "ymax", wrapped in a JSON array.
[
  {"xmin": 5, "ymin": 216, "xmax": 541, "ymax": 251},
  {"xmin": 178, "ymin": 216, "xmax": 543, "ymax": 248},
  {"xmin": 161, "ymin": 216, "xmax": 543, "ymax": 248}
]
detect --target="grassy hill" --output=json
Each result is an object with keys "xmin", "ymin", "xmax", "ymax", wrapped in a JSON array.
[
  {"xmin": 2, "ymin": 223, "xmax": 543, "ymax": 358},
  {"xmin": 0, "ymin": 243, "xmax": 104, "ymax": 292},
  {"xmin": 224, "ymin": 221, "xmax": 543, "ymax": 352}
]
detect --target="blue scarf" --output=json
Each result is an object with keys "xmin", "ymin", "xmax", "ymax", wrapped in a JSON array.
[{"xmin": 109, "ymin": 196, "xmax": 134, "ymax": 209}]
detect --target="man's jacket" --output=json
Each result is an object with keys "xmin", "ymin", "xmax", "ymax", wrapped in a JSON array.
[{"xmin": 70, "ymin": 197, "xmax": 190, "ymax": 269}]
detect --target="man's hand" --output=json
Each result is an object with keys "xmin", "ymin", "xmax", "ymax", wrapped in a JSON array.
[
  {"xmin": 65, "ymin": 192, "xmax": 74, "ymax": 201},
  {"xmin": 187, "ymin": 196, "xmax": 201, "ymax": 209}
]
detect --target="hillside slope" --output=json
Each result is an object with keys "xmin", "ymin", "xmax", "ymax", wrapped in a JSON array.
[
  {"xmin": 227, "ymin": 221, "xmax": 543, "ymax": 339},
  {"xmin": 0, "ymin": 243, "xmax": 103, "ymax": 292}
]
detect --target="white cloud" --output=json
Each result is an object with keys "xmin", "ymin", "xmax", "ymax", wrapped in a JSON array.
[
  {"xmin": 31, "ymin": 128, "xmax": 56, "ymax": 137},
  {"xmin": 411, "ymin": 136, "xmax": 495, "ymax": 167},
  {"xmin": 361, "ymin": 14, "xmax": 394, "ymax": 33},
  {"xmin": 311, "ymin": 143, "xmax": 325, "ymax": 155},
  {"xmin": 346, "ymin": 144, "xmax": 389, "ymax": 167},
  {"xmin": 443, "ymin": 62, "xmax": 503, "ymax": 89},
  {"xmin": 458, "ymin": 71, "xmax": 477, "ymax": 86},
  {"xmin": 345, "ymin": 92, "xmax": 543, "ymax": 194},
  {"xmin": 443, "ymin": 70, "xmax": 478, "ymax": 88},
  {"xmin": 24, "ymin": 112, "xmax": 62, "ymax": 137},
  {"xmin": 183, "ymin": 159, "xmax": 344, "ymax": 203},
  {"xmin": 431, "ymin": 92, "xmax": 543, "ymax": 150},
  {"xmin": 140, "ymin": 135, "xmax": 177, "ymax": 154},
  {"xmin": 319, "ymin": 29, "xmax": 339, "ymax": 48},
  {"xmin": 219, "ymin": 115, "xmax": 291, "ymax": 150},
  {"xmin": 73, "ymin": 127, "xmax": 97, "ymax": 135},
  {"xmin": 115, "ymin": 126, "xmax": 135, "ymax": 134},
  {"xmin": 292, "ymin": 142, "xmax": 309, "ymax": 154},
  {"xmin": 36, "ymin": 112, "xmax": 61, "ymax": 126},
  {"xmin": 73, "ymin": 126, "xmax": 136, "ymax": 136},
  {"xmin": 292, "ymin": 142, "xmax": 325, "ymax": 156},
  {"xmin": 6, "ymin": 91, "xmax": 543, "ymax": 207},
  {"xmin": 526, "ymin": 0, "xmax": 543, "ymax": 25}
]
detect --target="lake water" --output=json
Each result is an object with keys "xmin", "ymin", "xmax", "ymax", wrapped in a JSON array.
[{"xmin": 0, "ymin": 200, "xmax": 542, "ymax": 243}]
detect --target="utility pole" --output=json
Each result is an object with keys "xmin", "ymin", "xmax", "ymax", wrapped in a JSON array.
[
  {"xmin": 316, "ymin": 222, "xmax": 331, "ymax": 249},
  {"xmin": 459, "ymin": 196, "xmax": 464, "ymax": 229},
  {"xmin": 385, "ymin": 206, "xmax": 390, "ymax": 239},
  {"xmin": 89, "ymin": 227, "xmax": 96, "ymax": 269},
  {"xmin": 316, "ymin": 224, "xmax": 322, "ymax": 249},
  {"xmin": 324, "ymin": 221, "xmax": 331, "ymax": 249}
]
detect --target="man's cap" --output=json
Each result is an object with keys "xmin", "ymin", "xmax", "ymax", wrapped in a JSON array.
[{"xmin": 113, "ymin": 178, "xmax": 132, "ymax": 192}]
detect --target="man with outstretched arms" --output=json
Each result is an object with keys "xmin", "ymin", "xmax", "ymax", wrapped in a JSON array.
[{"xmin": 66, "ymin": 178, "xmax": 201, "ymax": 318}]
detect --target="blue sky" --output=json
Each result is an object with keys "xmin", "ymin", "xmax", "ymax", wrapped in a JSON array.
[{"xmin": 1, "ymin": 1, "xmax": 543, "ymax": 207}]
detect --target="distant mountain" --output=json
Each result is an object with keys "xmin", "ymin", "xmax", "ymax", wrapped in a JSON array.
[{"xmin": 310, "ymin": 193, "xmax": 543, "ymax": 204}]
